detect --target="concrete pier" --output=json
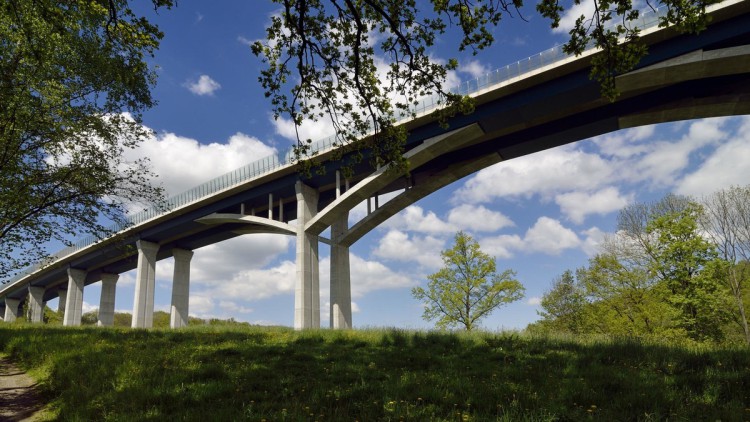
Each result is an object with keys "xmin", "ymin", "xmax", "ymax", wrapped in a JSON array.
[
  {"xmin": 3, "ymin": 299, "xmax": 20, "ymax": 322},
  {"xmin": 97, "ymin": 273, "xmax": 119, "ymax": 326},
  {"xmin": 330, "ymin": 212, "xmax": 352, "ymax": 329},
  {"xmin": 295, "ymin": 181, "xmax": 320, "ymax": 329},
  {"xmin": 170, "ymin": 248, "xmax": 194, "ymax": 329},
  {"xmin": 57, "ymin": 288, "xmax": 67, "ymax": 313},
  {"xmin": 132, "ymin": 240, "xmax": 159, "ymax": 328},
  {"xmin": 63, "ymin": 268, "xmax": 86, "ymax": 326},
  {"xmin": 28, "ymin": 286, "xmax": 45, "ymax": 323}
]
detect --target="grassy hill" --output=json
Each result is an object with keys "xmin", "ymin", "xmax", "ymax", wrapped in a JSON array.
[{"xmin": 1, "ymin": 325, "xmax": 748, "ymax": 421}]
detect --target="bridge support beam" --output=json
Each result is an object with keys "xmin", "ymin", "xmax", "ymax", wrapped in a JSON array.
[
  {"xmin": 3, "ymin": 299, "xmax": 20, "ymax": 322},
  {"xmin": 132, "ymin": 240, "xmax": 159, "ymax": 329},
  {"xmin": 63, "ymin": 268, "xmax": 86, "ymax": 326},
  {"xmin": 295, "ymin": 181, "xmax": 320, "ymax": 330},
  {"xmin": 330, "ymin": 212, "xmax": 352, "ymax": 329},
  {"xmin": 97, "ymin": 273, "xmax": 119, "ymax": 326},
  {"xmin": 170, "ymin": 248, "xmax": 194, "ymax": 329},
  {"xmin": 28, "ymin": 286, "xmax": 45, "ymax": 323}
]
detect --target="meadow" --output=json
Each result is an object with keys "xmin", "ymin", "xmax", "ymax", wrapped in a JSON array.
[{"xmin": 0, "ymin": 324, "xmax": 748, "ymax": 421}]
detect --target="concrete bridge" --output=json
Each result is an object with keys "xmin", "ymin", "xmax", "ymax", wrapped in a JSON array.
[{"xmin": 2, "ymin": 0, "xmax": 750, "ymax": 329}]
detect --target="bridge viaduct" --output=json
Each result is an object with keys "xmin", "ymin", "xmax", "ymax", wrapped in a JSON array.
[{"xmin": 2, "ymin": 0, "xmax": 750, "ymax": 329}]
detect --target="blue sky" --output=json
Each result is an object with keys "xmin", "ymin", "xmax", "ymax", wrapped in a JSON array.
[{"xmin": 49, "ymin": 1, "xmax": 750, "ymax": 330}]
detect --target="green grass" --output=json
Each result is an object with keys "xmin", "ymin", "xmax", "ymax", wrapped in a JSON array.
[{"xmin": 1, "ymin": 325, "xmax": 748, "ymax": 421}]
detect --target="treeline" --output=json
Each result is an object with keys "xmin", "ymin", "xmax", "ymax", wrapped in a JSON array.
[
  {"xmin": 40, "ymin": 308, "xmax": 251, "ymax": 328},
  {"xmin": 529, "ymin": 186, "xmax": 750, "ymax": 346}
]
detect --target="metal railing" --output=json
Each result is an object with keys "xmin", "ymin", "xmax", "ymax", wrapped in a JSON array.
[{"xmin": 3, "ymin": 3, "xmax": 677, "ymax": 285}]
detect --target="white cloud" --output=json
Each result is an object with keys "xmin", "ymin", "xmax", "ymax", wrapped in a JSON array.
[
  {"xmin": 480, "ymin": 234, "xmax": 525, "ymax": 259},
  {"xmin": 461, "ymin": 60, "xmax": 490, "ymax": 79},
  {"xmin": 552, "ymin": 0, "xmax": 595, "ymax": 33},
  {"xmin": 480, "ymin": 217, "xmax": 581, "ymax": 258},
  {"xmin": 447, "ymin": 204, "xmax": 514, "ymax": 232},
  {"xmin": 555, "ymin": 187, "xmax": 632, "ymax": 224},
  {"xmin": 524, "ymin": 217, "xmax": 581, "ymax": 255},
  {"xmin": 373, "ymin": 230, "xmax": 445, "ymax": 269},
  {"xmin": 527, "ymin": 297, "xmax": 541, "ymax": 306},
  {"xmin": 383, "ymin": 205, "xmax": 454, "ymax": 234},
  {"xmin": 453, "ymin": 146, "xmax": 614, "ymax": 204},
  {"xmin": 676, "ymin": 116, "xmax": 750, "ymax": 196},
  {"xmin": 581, "ymin": 226, "xmax": 607, "ymax": 256},
  {"xmin": 185, "ymin": 74, "xmax": 221, "ymax": 96},
  {"xmin": 128, "ymin": 131, "xmax": 277, "ymax": 195}
]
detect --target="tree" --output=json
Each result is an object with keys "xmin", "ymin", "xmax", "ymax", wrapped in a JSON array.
[
  {"xmin": 645, "ymin": 203, "xmax": 731, "ymax": 342},
  {"xmin": 538, "ymin": 269, "xmax": 587, "ymax": 334},
  {"xmin": 0, "ymin": 0, "xmax": 172, "ymax": 280},
  {"xmin": 253, "ymin": 0, "xmax": 718, "ymax": 174},
  {"xmin": 700, "ymin": 185, "xmax": 750, "ymax": 345},
  {"xmin": 412, "ymin": 231, "xmax": 524, "ymax": 330}
]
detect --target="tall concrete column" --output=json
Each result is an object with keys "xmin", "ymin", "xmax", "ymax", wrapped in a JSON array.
[
  {"xmin": 28, "ymin": 286, "xmax": 45, "ymax": 323},
  {"xmin": 3, "ymin": 299, "xmax": 20, "ymax": 322},
  {"xmin": 170, "ymin": 248, "xmax": 194, "ymax": 329},
  {"xmin": 132, "ymin": 240, "xmax": 159, "ymax": 328},
  {"xmin": 330, "ymin": 212, "xmax": 352, "ymax": 329},
  {"xmin": 295, "ymin": 181, "xmax": 320, "ymax": 329},
  {"xmin": 97, "ymin": 273, "xmax": 119, "ymax": 327},
  {"xmin": 63, "ymin": 268, "xmax": 87, "ymax": 326},
  {"xmin": 57, "ymin": 288, "xmax": 67, "ymax": 313}
]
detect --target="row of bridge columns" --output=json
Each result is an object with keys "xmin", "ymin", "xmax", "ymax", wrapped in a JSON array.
[{"xmin": 4, "ymin": 180, "xmax": 352, "ymax": 330}]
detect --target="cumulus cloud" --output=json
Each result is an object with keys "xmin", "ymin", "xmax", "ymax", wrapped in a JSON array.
[
  {"xmin": 126, "ymin": 131, "xmax": 277, "ymax": 195},
  {"xmin": 453, "ymin": 146, "xmax": 614, "ymax": 204},
  {"xmin": 555, "ymin": 187, "xmax": 633, "ymax": 224},
  {"xmin": 185, "ymin": 74, "xmax": 222, "ymax": 96},
  {"xmin": 676, "ymin": 116, "xmax": 750, "ymax": 196},
  {"xmin": 480, "ymin": 217, "xmax": 581, "ymax": 258},
  {"xmin": 527, "ymin": 297, "xmax": 541, "ymax": 306},
  {"xmin": 452, "ymin": 117, "xmax": 738, "ymax": 224},
  {"xmin": 461, "ymin": 60, "xmax": 490, "ymax": 79},
  {"xmin": 552, "ymin": 0, "xmax": 596, "ymax": 33},
  {"xmin": 447, "ymin": 204, "xmax": 514, "ymax": 232},
  {"xmin": 524, "ymin": 217, "xmax": 581, "ymax": 255},
  {"xmin": 373, "ymin": 230, "xmax": 445, "ymax": 269},
  {"xmin": 383, "ymin": 205, "xmax": 454, "ymax": 234}
]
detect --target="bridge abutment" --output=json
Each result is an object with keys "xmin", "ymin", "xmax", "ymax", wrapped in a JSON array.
[
  {"xmin": 132, "ymin": 240, "xmax": 159, "ymax": 328},
  {"xmin": 170, "ymin": 248, "xmax": 194, "ymax": 329},
  {"xmin": 63, "ymin": 268, "xmax": 86, "ymax": 326},
  {"xmin": 295, "ymin": 181, "xmax": 320, "ymax": 330},
  {"xmin": 97, "ymin": 273, "xmax": 119, "ymax": 326}
]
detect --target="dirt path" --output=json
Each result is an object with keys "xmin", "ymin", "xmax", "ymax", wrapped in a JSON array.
[{"xmin": 0, "ymin": 356, "xmax": 46, "ymax": 421}]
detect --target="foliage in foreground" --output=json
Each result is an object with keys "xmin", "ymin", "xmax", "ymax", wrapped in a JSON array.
[{"xmin": 1, "ymin": 325, "xmax": 748, "ymax": 421}]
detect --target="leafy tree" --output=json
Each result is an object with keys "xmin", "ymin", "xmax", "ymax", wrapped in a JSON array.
[
  {"xmin": 412, "ymin": 231, "xmax": 524, "ymax": 331},
  {"xmin": 253, "ymin": 0, "xmax": 718, "ymax": 174},
  {"xmin": 700, "ymin": 185, "xmax": 750, "ymax": 345},
  {"xmin": 646, "ymin": 203, "xmax": 731, "ymax": 342},
  {"xmin": 0, "ymin": 0, "xmax": 172, "ymax": 280},
  {"xmin": 538, "ymin": 269, "xmax": 587, "ymax": 334}
]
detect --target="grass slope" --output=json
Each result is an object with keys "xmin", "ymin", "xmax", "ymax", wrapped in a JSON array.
[{"xmin": 0, "ymin": 325, "xmax": 748, "ymax": 421}]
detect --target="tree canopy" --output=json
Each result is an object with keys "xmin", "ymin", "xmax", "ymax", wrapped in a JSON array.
[
  {"xmin": 252, "ymin": 0, "xmax": 720, "ymax": 174},
  {"xmin": 0, "ymin": 0, "xmax": 172, "ymax": 280},
  {"xmin": 534, "ymin": 192, "xmax": 747, "ymax": 345},
  {"xmin": 412, "ymin": 231, "xmax": 524, "ymax": 330}
]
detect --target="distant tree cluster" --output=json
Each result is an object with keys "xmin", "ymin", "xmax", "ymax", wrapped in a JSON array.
[{"xmin": 531, "ymin": 186, "xmax": 750, "ymax": 346}]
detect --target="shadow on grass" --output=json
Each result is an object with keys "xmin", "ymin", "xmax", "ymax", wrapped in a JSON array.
[{"xmin": 1, "ymin": 325, "xmax": 748, "ymax": 420}]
